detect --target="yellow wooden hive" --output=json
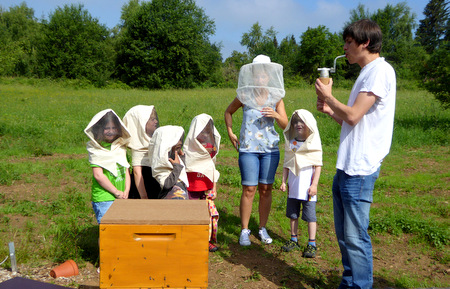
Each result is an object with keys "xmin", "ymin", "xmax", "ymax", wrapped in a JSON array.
[{"xmin": 99, "ymin": 199, "xmax": 210, "ymax": 289}]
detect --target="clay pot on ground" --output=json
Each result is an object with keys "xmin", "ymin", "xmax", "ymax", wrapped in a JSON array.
[{"xmin": 50, "ymin": 260, "xmax": 79, "ymax": 278}]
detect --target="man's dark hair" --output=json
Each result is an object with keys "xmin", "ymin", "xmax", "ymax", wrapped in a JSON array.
[{"xmin": 343, "ymin": 19, "xmax": 382, "ymax": 54}]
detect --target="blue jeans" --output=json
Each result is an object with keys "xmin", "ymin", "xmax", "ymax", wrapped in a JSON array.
[
  {"xmin": 238, "ymin": 151, "xmax": 280, "ymax": 186},
  {"xmin": 332, "ymin": 168, "xmax": 380, "ymax": 289},
  {"xmin": 92, "ymin": 201, "xmax": 114, "ymax": 224}
]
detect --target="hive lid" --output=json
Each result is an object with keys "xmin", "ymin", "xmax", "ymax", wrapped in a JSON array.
[{"xmin": 100, "ymin": 199, "xmax": 210, "ymax": 225}]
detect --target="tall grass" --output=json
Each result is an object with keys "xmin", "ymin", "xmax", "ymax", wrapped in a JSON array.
[{"xmin": 0, "ymin": 78, "xmax": 448, "ymax": 287}]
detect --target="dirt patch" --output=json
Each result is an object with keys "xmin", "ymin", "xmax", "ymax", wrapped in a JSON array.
[
  {"xmin": 1, "ymin": 235, "xmax": 448, "ymax": 289},
  {"xmin": 0, "ymin": 262, "xmax": 99, "ymax": 287}
]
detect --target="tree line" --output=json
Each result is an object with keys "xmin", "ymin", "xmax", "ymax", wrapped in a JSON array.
[{"xmin": 0, "ymin": 0, "xmax": 448, "ymax": 107}]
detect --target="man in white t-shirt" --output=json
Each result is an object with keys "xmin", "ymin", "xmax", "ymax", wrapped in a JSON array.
[{"xmin": 315, "ymin": 19, "xmax": 396, "ymax": 289}]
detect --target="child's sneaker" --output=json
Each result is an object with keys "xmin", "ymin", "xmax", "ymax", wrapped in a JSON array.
[
  {"xmin": 239, "ymin": 229, "xmax": 251, "ymax": 246},
  {"xmin": 281, "ymin": 239, "xmax": 300, "ymax": 252},
  {"xmin": 209, "ymin": 242, "xmax": 218, "ymax": 252},
  {"xmin": 303, "ymin": 244, "xmax": 317, "ymax": 258},
  {"xmin": 258, "ymin": 227, "xmax": 273, "ymax": 244}
]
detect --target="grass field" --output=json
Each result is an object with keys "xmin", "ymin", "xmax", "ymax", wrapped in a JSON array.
[{"xmin": 0, "ymin": 77, "xmax": 448, "ymax": 288}]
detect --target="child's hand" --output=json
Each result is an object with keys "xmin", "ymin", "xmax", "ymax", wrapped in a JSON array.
[
  {"xmin": 280, "ymin": 182, "xmax": 287, "ymax": 192},
  {"xmin": 115, "ymin": 190, "xmax": 126, "ymax": 199},
  {"xmin": 308, "ymin": 185, "xmax": 317, "ymax": 197},
  {"xmin": 169, "ymin": 150, "xmax": 182, "ymax": 164},
  {"xmin": 206, "ymin": 190, "xmax": 217, "ymax": 200}
]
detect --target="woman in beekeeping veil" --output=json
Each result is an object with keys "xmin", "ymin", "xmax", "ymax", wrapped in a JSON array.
[{"xmin": 224, "ymin": 55, "xmax": 288, "ymax": 246}]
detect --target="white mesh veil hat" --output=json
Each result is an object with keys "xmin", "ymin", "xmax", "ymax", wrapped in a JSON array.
[
  {"xmin": 236, "ymin": 54, "xmax": 285, "ymax": 110},
  {"xmin": 252, "ymin": 54, "xmax": 271, "ymax": 64}
]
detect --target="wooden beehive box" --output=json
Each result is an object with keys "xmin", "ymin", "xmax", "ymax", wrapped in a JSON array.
[{"xmin": 99, "ymin": 199, "xmax": 210, "ymax": 289}]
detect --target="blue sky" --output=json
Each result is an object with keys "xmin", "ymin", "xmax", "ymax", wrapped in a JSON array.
[{"xmin": 2, "ymin": 0, "xmax": 430, "ymax": 58}]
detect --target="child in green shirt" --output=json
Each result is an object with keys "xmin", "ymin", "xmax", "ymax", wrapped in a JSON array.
[{"xmin": 84, "ymin": 109, "xmax": 131, "ymax": 223}]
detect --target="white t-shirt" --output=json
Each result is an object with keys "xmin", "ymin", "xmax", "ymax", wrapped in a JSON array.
[
  {"xmin": 337, "ymin": 57, "xmax": 396, "ymax": 176},
  {"xmin": 288, "ymin": 167, "xmax": 316, "ymax": 201},
  {"xmin": 287, "ymin": 139, "xmax": 317, "ymax": 201}
]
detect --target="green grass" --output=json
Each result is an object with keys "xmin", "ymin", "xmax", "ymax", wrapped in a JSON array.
[{"xmin": 0, "ymin": 77, "xmax": 449, "ymax": 288}]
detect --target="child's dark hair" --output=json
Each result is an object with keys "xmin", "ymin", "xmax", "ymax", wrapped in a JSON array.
[
  {"xmin": 343, "ymin": 19, "xmax": 382, "ymax": 54},
  {"xmin": 92, "ymin": 111, "xmax": 122, "ymax": 143},
  {"xmin": 291, "ymin": 112, "xmax": 301, "ymax": 124}
]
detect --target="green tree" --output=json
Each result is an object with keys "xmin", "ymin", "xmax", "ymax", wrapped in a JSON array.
[
  {"xmin": 372, "ymin": 3, "xmax": 425, "ymax": 79},
  {"xmin": 345, "ymin": 4, "xmax": 371, "ymax": 27},
  {"xmin": 240, "ymin": 23, "xmax": 279, "ymax": 60},
  {"xmin": 416, "ymin": 0, "xmax": 449, "ymax": 54},
  {"xmin": 278, "ymin": 35, "xmax": 300, "ymax": 77},
  {"xmin": 240, "ymin": 22, "xmax": 263, "ymax": 58},
  {"xmin": 0, "ymin": 3, "xmax": 41, "ymax": 76},
  {"xmin": 372, "ymin": 3, "xmax": 415, "ymax": 56},
  {"xmin": 297, "ymin": 26, "xmax": 343, "ymax": 83},
  {"xmin": 420, "ymin": 42, "xmax": 450, "ymax": 108},
  {"xmin": 222, "ymin": 50, "xmax": 250, "ymax": 87},
  {"xmin": 224, "ymin": 50, "xmax": 250, "ymax": 70},
  {"xmin": 37, "ymin": 4, "xmax": 114, "ymax": 86},
  {"xmin": 446, "ymin": 16, "xmax": 450, "ymax": 40},
  {"xmin": 346, "ymin": 3, "xmax": 425, "ymax": 79},
  {"xmin": 115, "ymin": 0, "xmax": 220, "ymax": 89}
]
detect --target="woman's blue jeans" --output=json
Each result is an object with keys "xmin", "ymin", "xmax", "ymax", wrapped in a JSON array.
[
  {"xmin": 238, "ymin": 151, "xmax": 279, "ymax": 186},
  {"xmin": 332, "ymin": 168, "xmax": 380, "ymax": 289}
]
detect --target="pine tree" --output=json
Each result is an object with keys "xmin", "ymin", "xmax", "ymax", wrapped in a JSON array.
[{"xmin": 416, "ymin": 0, "xmax": 449, "ymax": 54}]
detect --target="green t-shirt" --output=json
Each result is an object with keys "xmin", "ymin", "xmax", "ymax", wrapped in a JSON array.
[{"xmin": 90, "ymin": 142, "xmax": 127, "ymax": 203}]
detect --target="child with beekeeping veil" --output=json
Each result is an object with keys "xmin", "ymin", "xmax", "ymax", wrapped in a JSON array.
[
  {"xmin": 184, "ymin": 113, "xmax": 221, "ymax": 252},
  {"xmin": 84, "ymin": 109, "xmax": 131, "ymax": 224},
  {"xmin": 123, "ymin": 105, "xmax": 160, "ymax": 199},
  {"xmin": 280, "ymin": 109, "xmax": 322, "ymax": 258},
  {"xmin": 225, "ymin": 55, "xmax": 288, "ymax": 246},
  {"xmin": 148, "ymin": 125, "xmax": 188, "ymax": 200}
]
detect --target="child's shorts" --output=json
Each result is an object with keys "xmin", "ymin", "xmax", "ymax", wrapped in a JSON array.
[
  {"xmin": 286, "ymin": 198, "xmax": 316, "ymax": 222},
  {"xmin": 92, "ymin": 201, "xmax": 114, "ymax": 224}
]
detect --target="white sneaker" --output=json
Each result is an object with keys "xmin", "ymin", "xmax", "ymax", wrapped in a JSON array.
[
  {"xmin": 239, "ymin": 229, "xmax": 251, "ymax": 246},
  {"xmin": 258, "ymin": 227, "xmax": 273, "ymax": 244}
]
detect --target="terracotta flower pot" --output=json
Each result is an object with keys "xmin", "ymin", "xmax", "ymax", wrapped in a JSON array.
[{"xmin": 50, "ymin": 259, "xmax": 79, "ymax": 278}]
